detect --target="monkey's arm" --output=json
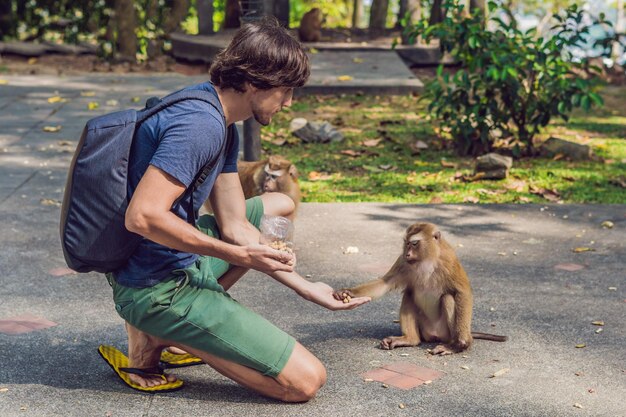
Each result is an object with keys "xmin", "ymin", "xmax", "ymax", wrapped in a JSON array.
[{"xmin": 337, "ymin": 256, "xmax": 407, "ymax": 300}]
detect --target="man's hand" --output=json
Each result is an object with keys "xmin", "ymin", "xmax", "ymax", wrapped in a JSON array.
[
  {"xmin": 238, "ymin": 243, "xmax": 295, "ymax": 274},
  {"xmin": 304, "ymin": 282, "xmax": 370, "ymax": 311}
]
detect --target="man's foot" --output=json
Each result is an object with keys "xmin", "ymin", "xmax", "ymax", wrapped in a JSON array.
[{"xmin": 126, "ymin": 323, "xmax": 178, "ymax": 388}]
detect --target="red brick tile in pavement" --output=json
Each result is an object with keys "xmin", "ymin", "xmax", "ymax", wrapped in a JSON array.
[
  {"xmin": 362, "ymin": 362, "xmax": 444, "ymax": 390},
  {"xmin": 0, "ymin": 314, "xmax": 58, "ymax": 335}
]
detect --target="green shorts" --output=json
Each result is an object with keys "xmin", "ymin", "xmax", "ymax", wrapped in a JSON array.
[{"xmin": 108, "ymin": 197, "xmax": 295, "ymax": 377}]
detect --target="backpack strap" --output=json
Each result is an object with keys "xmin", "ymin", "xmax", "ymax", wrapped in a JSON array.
[
  {"xmin": 142, "ymin": 87, "xmax": 232, "ymax": 225},
  {"xmin": 138, "ymin": 89, "xmax": 225, "ymax": 124}
]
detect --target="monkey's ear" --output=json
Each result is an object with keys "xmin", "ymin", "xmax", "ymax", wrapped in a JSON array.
[
  {"xmin": 433, "ymin": 231, "xmax": 441, "ymax": 240},
  {"xmin": 288, "ymin": 164, "xmax": 298, "ymax": 179}
]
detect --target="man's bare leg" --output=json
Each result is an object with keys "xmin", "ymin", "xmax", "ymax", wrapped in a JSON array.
[
  {"xmin": 126, "ymin": 323, "xmax": 177, "ymax": 388},
  {"xmin": 173, "ymin": 340, "xmax": 326, "ymax": 402}
]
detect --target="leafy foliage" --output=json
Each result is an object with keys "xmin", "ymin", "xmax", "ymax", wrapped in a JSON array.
[{"xmin": 405, "ymin": 0, "xmax": 608, "ymax": 157}]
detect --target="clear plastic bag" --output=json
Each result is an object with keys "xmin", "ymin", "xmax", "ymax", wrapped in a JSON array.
[{"xmin": 259, "ymin": 215, "xmax": 294, "ymax": 252}]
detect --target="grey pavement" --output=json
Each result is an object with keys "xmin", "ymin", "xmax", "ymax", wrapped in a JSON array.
[{"xmin": 0, "ymin": 74, "xmax": 625, "ymax": 417}]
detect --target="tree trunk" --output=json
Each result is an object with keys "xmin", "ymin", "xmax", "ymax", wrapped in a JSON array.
[
  {"xmin": 369, "ymin": 0, "xmax": 390, "ymax": 38},
  {"xmin": 352, "ymin": 0, "xmax": 363, "ymax": 28},
  {"xmin": 429, "ymin": 0, "xmax": 443, "ymax": 26},
  {"xmin": 0, "ymin": 0, "xmax": 14, "ymax": 39},
  {"xmin": 613, "ymin": 0, "xmax": 624, "ymax": 61},
  {"xmin": 399, "ymin": 0, "xmax": 421, "ymax": 44},
  {"xmin": 197, "ymin": 0, "xmax": 214, "ymax": 34},
  {"xmin": 223, "ymin": 0, "xmax": 241, "ymax": 29},
  {"xmin": 164, "ymin": 0, "xmax": 190, "ymax": 34},
  {"xmin": 114, "ymin": 0, "xmax": 137, "ymax": 61},
  {"xmin": 271, "ymin": 0, "xmax": 290, "ymax": 27}
]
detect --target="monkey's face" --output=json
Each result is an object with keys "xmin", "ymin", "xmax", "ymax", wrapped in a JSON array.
[
  {"xmin": 250, "ymin": 87, "xmax": 294, "ymax": 126},
  {"xmin": 404, "ymin": 224, "xmax": 441, "ymax": 264}
]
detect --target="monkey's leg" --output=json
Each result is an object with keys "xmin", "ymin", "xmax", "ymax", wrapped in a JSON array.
[
  {"xmin": 431, "ymin": 294, "xmax": 457, "ymax": 355},
  {"xmin": 380, "ymin": 292, "xmax": 421, "ymax": 350},
  {"xmin": 432, "ymin": 293, "xmax": 472, "ymax": 355}
]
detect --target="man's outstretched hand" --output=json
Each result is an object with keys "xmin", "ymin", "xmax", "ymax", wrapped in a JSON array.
[{"xmin": 304, "ymin": 281, "xmax": 370, "ymax": 310}]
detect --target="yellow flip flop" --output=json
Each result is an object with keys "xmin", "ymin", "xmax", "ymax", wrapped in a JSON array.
[
  {"xmin": 160, "ymin": 350, "xmax": 204, "ymax": 368},
  {"xmin": 98, "ymin": 345, "xmax": 184, "ymax": 393}
]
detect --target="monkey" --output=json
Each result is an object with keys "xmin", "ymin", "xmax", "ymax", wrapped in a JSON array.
[
  {"xmin": 298, "ymin": 8, "xmax": 323, "ymax": 43},
  {"xmin": 334, "ymin": 223, "xmax": 507, "ymax": 355},
  {"xmin": 202, "ymin": 155, "xmax": 301, "ymax": 218}
]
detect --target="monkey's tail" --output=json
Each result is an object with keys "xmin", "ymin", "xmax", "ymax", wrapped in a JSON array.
[{"xmin": 472, "ymin": 332, "xmax": 508, "ymax": 342}]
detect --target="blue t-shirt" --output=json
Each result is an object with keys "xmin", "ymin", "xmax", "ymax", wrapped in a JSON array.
[{"xmin": 113, "ymin": 82, "xmax": 239, "ymax": 288}]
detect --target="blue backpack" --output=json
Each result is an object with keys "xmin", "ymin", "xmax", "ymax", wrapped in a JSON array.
[{"xmin": 60, "ymin": 89, "xmax": 232, "ymax": 273}]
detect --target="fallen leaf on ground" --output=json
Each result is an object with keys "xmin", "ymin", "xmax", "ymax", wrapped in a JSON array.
[
  {"xmin": 87, "ymin": 101, "xmax": 100, "ymax": 110},
  {"xmin": 575, "ymin": 343, "xmax": 586, "ymax": 348},
  {"xmin": 43, "ymin": 125, "xmax": 62, "ymax": 133},
  {"xmin": 591, "ymin": 321, "xmax": 604, "ymax": 326},
  {"xmin": 363, "ymin": 165, "xmax": 383, "ymax": 173},
  {"xmin": 505, "ymin": 180, "xmax": 527, "ymax": 192},
  {"xmin": 600, "ymin": 221, "xmax": 614, "ymax": 229},
  {"xmin": 573, "ymin": 403, "xmax": 584, "ymax": 409},
  {"xmin": 362, "ymin": 139, "xmax": 381, "ymax": 147},
  {"xmin": 0, "ymin": 387, "xmax": 8, "ymax": 392},
  {"xmin": 572, "ymin": 247, "xmax": 595, "ymax": 253},
  {"xmin": 517, "ymin": 196, "xmax": 531, "ymax": 203},
  {"xmin": 608, "ymin": 177, "xmax": 626, "ymax": 188},
  {"xmin": 80, "ymin": 91, "xmax": 96, "ymax": 97},
  {"xmin": 429, "ymin": 196, "xmax": 444, "ymax": 204},
  {"xmin": 398, "ymin": 404, "xmax": 405, "ymax": 409},
  {"xmin": 595, "ymin": 328, "xmax": 603, "ymax": 334},
  {"xmin": 47, "ymin": 96, "xmax": 66, "ymax": 103},
  {"xmin": 307, "ymin": 171, "xmax": 332, "ymax": 181},
  {"xmin": 40, "ymin": 198, "xmax": 61, "ymax": 207},
  {"xmin": 378, "ymin": 164, "xmax": 395, "ymax": 171},
  {"xmin": 608, "ymin": 287, "xmax": 617, "ymax": 291},
  {"xmin": 28, "ymin": 57, "xmax": 38, "ymax": 65},
  {"xmin": 440, "ymin": 159, "xmax": 457, "ymax": 168},
  {"xmin": 106, "ymin": 99, "xmax": 119, "ymax": 106},
  {"xmin": 464, "ymin": 196, "xmax": 479, "ymax": 203},
  {"xmin": 309, "ymin": 47, "xmax": 319, "ymax": 54},
  {"xmin": 460, "ymin": 365, "xmax": 470, "ymax": 370},
  {"xmin": 554, "ymin": 263, "xmax": 585, "ymax": 271},
  {"xmin": 130, "ymin": 96, "xmax": 141, "ymax": 103},
  {"xmin": 337, "ymin": 75, "xmax": 353, "ymax": 81},
  {"xmin": 490, "ymin": 368, "xmax": 510, "ymax": 378},
  {"xmin": 353, "ymin": 57, "xmax": 364, "ymax": 63},
  {"xmin": 343, "ymin": 246, "xmax": 359, "ymax": 254},
  {"xmin": 340, "ymin": 149, "xmax": 362, "ymax": 157}
]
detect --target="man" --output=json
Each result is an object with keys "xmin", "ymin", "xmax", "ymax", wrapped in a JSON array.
[{"xmin": 104, "ymin": 19, "xmax": 370, "ymax": 402}]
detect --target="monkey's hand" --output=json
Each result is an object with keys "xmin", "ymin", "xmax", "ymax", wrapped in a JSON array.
[
  {"xmin": 332, "ymin": 289, "xmax": 355, "ymax": 301},
  {"xmin": 305, "ymin": 282, "xmax": 370, "ymax": 311}
]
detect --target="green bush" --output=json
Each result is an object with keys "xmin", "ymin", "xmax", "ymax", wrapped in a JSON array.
[{"xmin": 405, "ymin": 0, "xmax": 607, "ymax": 157}]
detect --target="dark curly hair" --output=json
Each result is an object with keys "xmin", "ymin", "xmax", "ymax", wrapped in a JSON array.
[{"xmin": 210, "ymin": 18, "xmax": 310, "ymax": 92}]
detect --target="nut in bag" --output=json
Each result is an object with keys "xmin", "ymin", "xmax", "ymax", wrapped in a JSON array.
[{"xmin": 260, "ymin": 215, "xmax": 294, "ymax": 254}]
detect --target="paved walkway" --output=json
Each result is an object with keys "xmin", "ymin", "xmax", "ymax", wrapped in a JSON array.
[{"xmin": 0, "ymin": 74, "xmax": 624, "ymax": 417}]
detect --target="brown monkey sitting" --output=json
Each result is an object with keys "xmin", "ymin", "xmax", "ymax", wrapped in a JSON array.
[
  {"xmin": 298, "ymin": 8, "xmax": 323, "ymax": 42},
  {"xmin": 334, "ymin": 223, "xmax": 507, "ymax": 355},
  {"xmin": 203, "ymin": 155, "xmax": 301, "ymax": 218}
]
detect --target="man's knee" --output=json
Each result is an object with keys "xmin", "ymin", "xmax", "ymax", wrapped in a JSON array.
[
  {"xmin": 262, "ymin": 192, "xmax": 295, "ymax": 218},
  {"xmin": 282, "ymin": 361, "xmax": 326, "ymax": 402}
]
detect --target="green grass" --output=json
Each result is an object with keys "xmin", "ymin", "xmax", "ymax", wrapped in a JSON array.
[{"xmin": 260, "ymin": 86, "xmax": 626, "ymax": 204}]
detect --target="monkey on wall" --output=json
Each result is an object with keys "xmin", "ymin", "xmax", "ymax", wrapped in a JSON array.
[
  {"xmin": 334, "ymin": 222, "xmax": 507, "ymax": 355},
  {"xmin": 298, "ymin": 7, "xmax": 323, "ymax": 42},
  {"xmin": 203, "ymin": 155, "xmax": 301, "ymax": 218}
]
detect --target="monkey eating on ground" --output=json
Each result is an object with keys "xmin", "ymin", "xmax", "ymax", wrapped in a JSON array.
[
  {"xmin": 334, "ymin": 222, "xmax": 507, "ymax": 355},
  {"xmin": 298, "ymin": 7, "xmax": 323, "ymax": 42},
  {"xmin": 203, "ymin": 155, "xmax": 301, "ymax": 218}
]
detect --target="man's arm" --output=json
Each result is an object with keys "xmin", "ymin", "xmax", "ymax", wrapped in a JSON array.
[
  {"xmin": 125, "ymin": 165, "xmax": 293, "ymax": 274},
  {"xmin": 209, "ymin": 172, "xmax": 370, "ymax": 310}
]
